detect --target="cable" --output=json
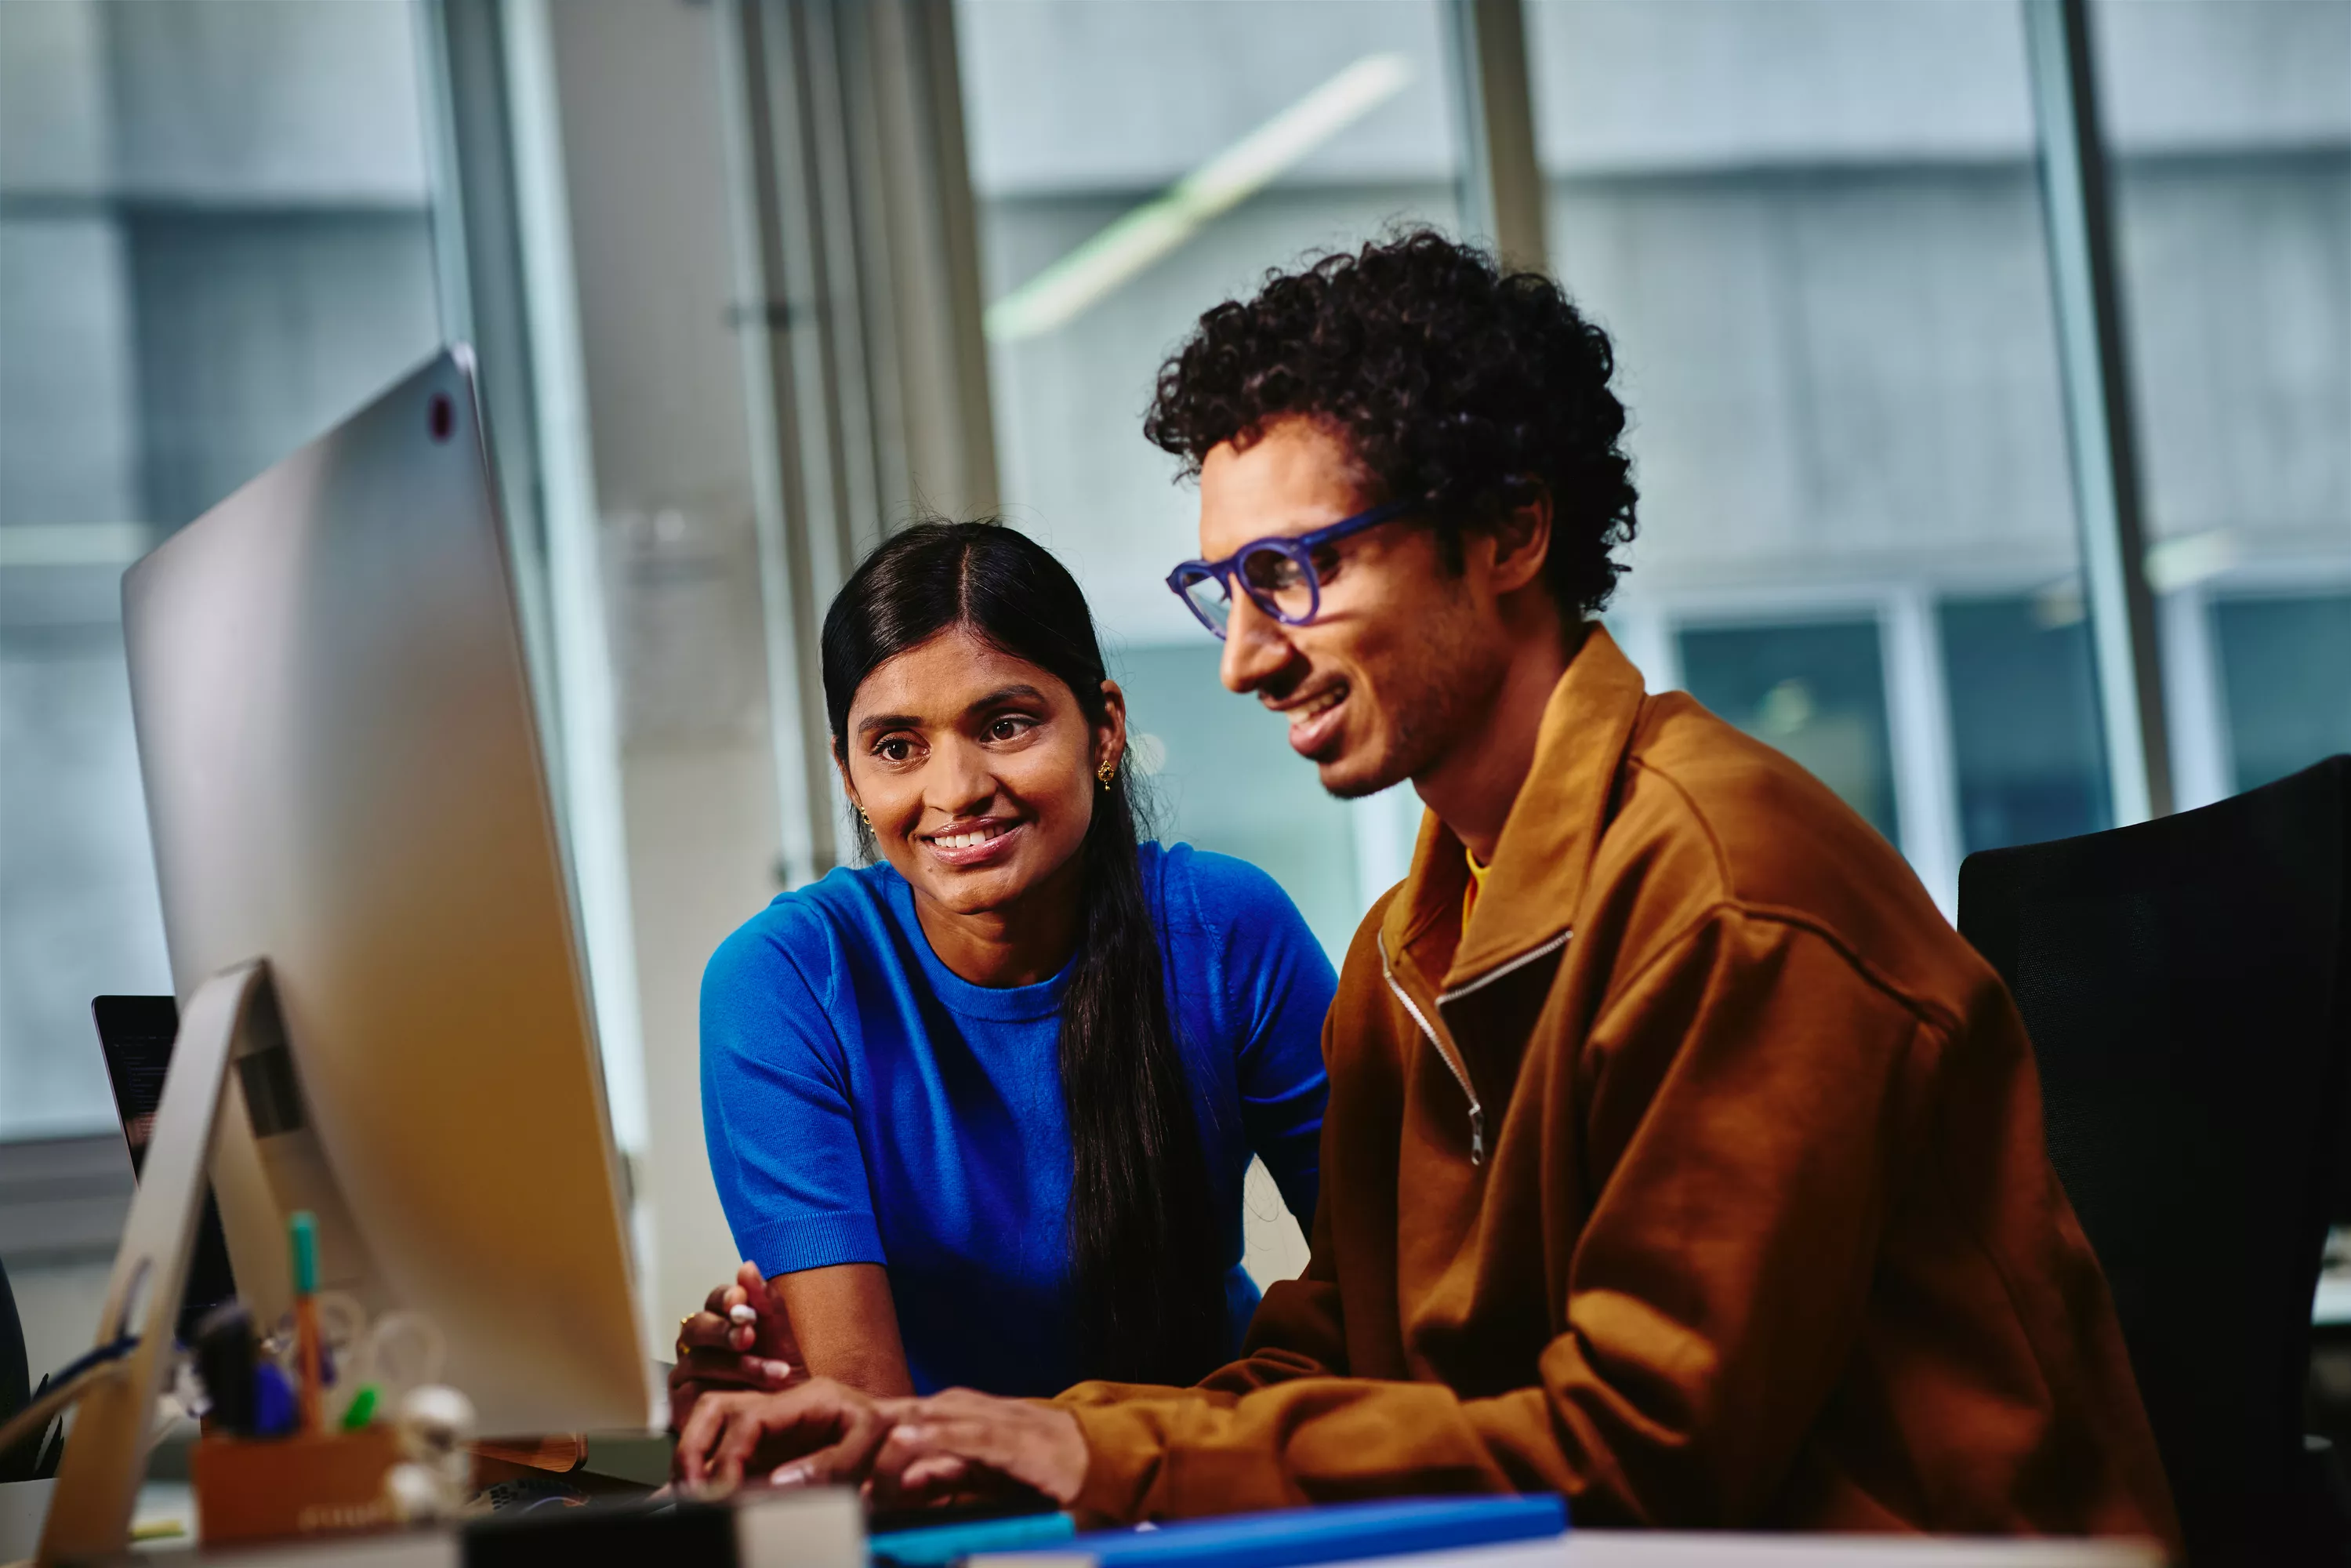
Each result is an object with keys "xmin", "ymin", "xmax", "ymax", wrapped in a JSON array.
[{"xmin": 0, "ymin": 1336, "xmax": 140, "ymax": 1461}]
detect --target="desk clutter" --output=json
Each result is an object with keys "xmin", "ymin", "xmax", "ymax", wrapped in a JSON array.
[
  {"xmin": 0, "ymin": 1208, "xmax": 501, "ymax": 1553},
  {"xmin": 178, "ymin": 1214, "xmax": 484, "ymax": 1545}
]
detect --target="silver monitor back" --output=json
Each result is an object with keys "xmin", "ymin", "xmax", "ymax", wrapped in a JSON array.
[{"xmin": 121, "ymin": 347, "xmax": 647, "ymax": 1436}]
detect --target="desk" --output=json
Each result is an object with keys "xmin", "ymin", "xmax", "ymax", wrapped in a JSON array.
[
  {"xmin": 964, "ymin": 1540, "xmax": 2162, "ymax": 1568},
  {"xmin": 0, "ymin": 1480, "xmax": 200, "ymax": 1563},
  {"xmin": 0, "ymin": 1485, "xmax": 2168, "ymax": 1568},
  {"xmin": 79, "ymin": 1537, "xmax": 2171, "ymax": 1568},
  {"xmin": 1557, "ymin": 1538, "xmax": 2158, "ymax": 1566},
  {"xmin": 970, "ymin": 1542, "xmax": 2162, "ymax": 1568}
]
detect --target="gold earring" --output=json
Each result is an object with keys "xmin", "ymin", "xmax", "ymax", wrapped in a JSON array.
[
  {"xmin": 854, "ymin": 804, "xmax": 871, "ymax": 826},
  {"xmin": 1097, "ymin": 758, "xmax": 1116, "ymax": 791}
]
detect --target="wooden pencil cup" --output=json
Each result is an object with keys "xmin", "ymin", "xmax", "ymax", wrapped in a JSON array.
[{"xmin": 190, "ymin": 1425, "xmax": 404, "ymax": 1546}]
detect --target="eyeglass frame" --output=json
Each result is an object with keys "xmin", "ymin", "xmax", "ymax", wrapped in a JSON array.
[{"xmin": 1163, "ymin": 496, "xmax": 1420, "ymax": 640}]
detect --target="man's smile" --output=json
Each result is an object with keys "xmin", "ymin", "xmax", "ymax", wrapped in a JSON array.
[{"xmin": 1268, "ymin": 679, "xmax": 1351, "ymax": 757}]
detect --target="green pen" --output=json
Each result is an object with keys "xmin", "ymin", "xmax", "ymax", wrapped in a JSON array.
[{"xmin": 340, "ymin": 1382, "xmax": 380, "ymax": 1431}]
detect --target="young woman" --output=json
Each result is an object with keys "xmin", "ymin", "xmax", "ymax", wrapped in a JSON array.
[{"xmin": 673, "ymin": 521, "xmax": 1333, "ymax": 1420}]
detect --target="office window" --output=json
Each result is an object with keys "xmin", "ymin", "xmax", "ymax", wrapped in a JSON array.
[
  {"xmin": 2211, "ymin": 593, "xmax": 2351, "ymax": 796},
  {"xmin": 1118, "ymin": 646, "xmax": 1367, "ymax": 956},
  {"xmin": 2090, "ymin": 0, "xmax": 2351, "ymax": 807},
  {"xmin": 1678, "ymin": 621, "xmax": 1900, "ymax": 847},
  {"xmin": 0, "ymin": 0, "xmax": 441, "ymax": 1140},
  {"xmin": 1526, "ymin": 0, "xmax": 2113, "ymax": 907},
  {"xmin": 1939, "ymin": 595, "xmax": 2108, "ymax": 854},
  {"xmin": 953, "ymin": 0, "xmax": 1462, "ymax": 956}
]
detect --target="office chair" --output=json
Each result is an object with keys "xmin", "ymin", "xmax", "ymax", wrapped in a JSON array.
[
  {"xmin": 1959, "ymin": 753, "xmax": 2351, "ymax": 1566},
  {"xmin": 1, "ymin": 1255, "xmax": 31, "ymax": 1483}
]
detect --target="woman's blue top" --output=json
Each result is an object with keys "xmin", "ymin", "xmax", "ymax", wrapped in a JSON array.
[{"xmin": 699, "ymin": 841, "xmax": 1334, "ymax": 1396}]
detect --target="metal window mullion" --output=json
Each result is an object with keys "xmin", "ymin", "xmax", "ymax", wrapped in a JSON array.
[
  {"xmin": 903, "ymin": 0, "xmax": 999, "ymax": 516},
  {"xmin": 783, "ymin": 1, "xmax": 891, "ymax": 847},
  {"xmin": 1449, "ymin": 0, "xmax": 1548, "ymax": 274},
  {"xmin": 859, "ymin": 0, "xmax": 998, "ymax": 519},
  {"xmin": 1881, "ymin": 586, "xmax": 1965, "ymax": 920},
  {"xmin": 495, "ymin": 0, "xmax": 651, "ymax": 1156},
  {"xmin": 415, "ymin": 0, "xmax": 649, "ymax": 1158},
  {"xmin": 414, "ymin": 0, "xmax": 563, "ymax": 822},
  {"xmin": 2158, "ymin": 583, "xmax": 2233, "ymax": 811},
  {"xmin": 795, "ymin": 1, "xmax": 883, "ymax": 589},
  {"xmin": 720, "ymin": 0, "xmax": 844, "ymax": 887},
  {"xmin": 2023, "ymin": 0, "xmax": 2172, "ymax": 824},
  {"xmin": 831, "ymin": 2, "xmax": 911, "ymax": 540}
]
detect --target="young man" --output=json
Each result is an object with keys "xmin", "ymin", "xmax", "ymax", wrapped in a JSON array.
[{"xmin": 675, "ymin": 233, "xmax": 2179, "ymax": 1544}]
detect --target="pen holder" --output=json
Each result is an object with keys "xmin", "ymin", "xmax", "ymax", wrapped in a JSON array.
[{"xmin": 190, "ymin": 1425, "xmax": 404, "ymax": 1546}]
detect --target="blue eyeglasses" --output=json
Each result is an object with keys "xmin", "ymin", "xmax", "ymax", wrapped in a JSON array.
[{"xmin": 1165, "ymin": 498, "xmax": 1418, "ymax": 639}]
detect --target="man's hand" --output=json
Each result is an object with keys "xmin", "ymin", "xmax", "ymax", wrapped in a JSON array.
[
  {"xmin": 869, "ymin": 1390, "xmax": 1089, "ymax": 1510},
  {"xmin": 671, "ymin": 1377, "xmax": 1089, "ymax": 1511},
  {"xmin": 667, "ymin": 1261, "xmax": 804, "ymax": 1435},
  {"xmin": 675, "ymin": 1377, "xmax": 899, "ymax": 1491}
]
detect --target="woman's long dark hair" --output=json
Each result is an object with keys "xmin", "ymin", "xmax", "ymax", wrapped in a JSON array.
[{"xmin": 820, "ymin": 520, "xmax": 1230, "ymax": 1385}]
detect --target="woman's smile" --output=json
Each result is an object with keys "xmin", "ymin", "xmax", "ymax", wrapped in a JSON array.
[{"xmin": 920, "ymin": 816, "xmax": 1026, "ymax": 869}]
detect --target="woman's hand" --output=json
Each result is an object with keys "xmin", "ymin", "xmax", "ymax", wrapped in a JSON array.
[{"xmin": 667, "ymin": 1261, "xmax": 804, "ymax": 1436}]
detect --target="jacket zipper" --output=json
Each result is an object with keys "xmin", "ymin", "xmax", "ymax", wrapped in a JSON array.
[
  {"xmin": 1437, "ymin": 929, "xmax": 1573, "ymax": 1005},
  {"xmin": 1379, "ymin": 937, "xmax": 1486, "ymax": 1164}
]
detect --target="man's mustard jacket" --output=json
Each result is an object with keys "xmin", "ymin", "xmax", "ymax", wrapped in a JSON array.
[{"xmin": 1060, "ymin": 626, "xmax": 2179, "ymax": 1548}]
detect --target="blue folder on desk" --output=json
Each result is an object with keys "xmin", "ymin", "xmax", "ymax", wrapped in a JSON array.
[{"xmin": 972, "ymin": 1494, "xmax": 1568, "ymax": 1568}]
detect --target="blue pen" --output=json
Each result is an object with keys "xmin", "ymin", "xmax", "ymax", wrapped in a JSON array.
[
  {"xmin": 1000, "ymin": 1496, "xmax": 1569, "ymax": 1568},
  {"xmin": 872, "ymin": 1511, "xmax": 1079, "ymax": 1566}
]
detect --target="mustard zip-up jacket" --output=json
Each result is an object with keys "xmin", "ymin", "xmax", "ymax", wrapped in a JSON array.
[{"xmin": 1058, "ymin": 627, "xmax": 2181, "ymax": 1546}]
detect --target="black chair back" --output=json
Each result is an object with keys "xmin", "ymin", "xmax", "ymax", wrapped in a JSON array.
[
  {"xmin": 0, "ymin": 1255, "xmax": 29, "ymax": 1483},
  {"xmin": 1959, "ymin": 754, "xmax": 2351, "ymax": 1565},
  {"xmin": 0, "ymin": 1256, "xmax": 23, "ymax": 1424}
]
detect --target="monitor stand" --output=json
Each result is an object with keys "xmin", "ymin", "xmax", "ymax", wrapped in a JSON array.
[{"xmin": 38, "ymin": 960, "xmax": 289, "ymax": 1566}]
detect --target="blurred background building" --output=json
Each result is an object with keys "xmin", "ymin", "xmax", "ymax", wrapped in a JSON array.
[{"xmin": 2, "ymin": 0, "xmax": 2346, "ymax": 1376}]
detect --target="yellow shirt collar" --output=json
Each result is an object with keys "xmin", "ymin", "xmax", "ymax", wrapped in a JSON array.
[{"xmin": 1463, "ymin": 847, "xmax": 1491, "ymax": 924}]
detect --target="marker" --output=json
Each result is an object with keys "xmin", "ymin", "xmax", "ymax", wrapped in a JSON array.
[
  {"xmin": 292, "ymin": 1210, "xmax": 324, "ymax": 1432},
  {"xmin": 252, "ymin": 1361, "xmax": 298, "ymax": 1437},
  {"xmin": 340, "ymin": 1383, "xmax": 380, "ymax": 1431}
]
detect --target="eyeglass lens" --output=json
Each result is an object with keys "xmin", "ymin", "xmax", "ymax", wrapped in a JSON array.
[
  {"xmin": 1176, "ymin": 568, "xmax": 1233, "ymax": 633},
  {"xmin": 1239, "ymin": 545, "xmax": 1315, "ymax": 622},
  {"xmin": 1174, "ymin": 543, "xmax": 1322, "ymax": 637}
]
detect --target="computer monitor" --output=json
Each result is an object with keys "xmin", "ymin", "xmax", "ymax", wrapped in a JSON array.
[{"xmin": 115, "ymin": 346, "xmax": 647, "ymax": 1436}]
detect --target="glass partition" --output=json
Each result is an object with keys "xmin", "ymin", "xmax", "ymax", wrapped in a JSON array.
[
  {"xmin": 1939, "ymin": 594, "xmax": 2107, "ymax": 854},
  {"xmin": 1529, "ymin": 0, "xmax": 2114, "ymax": 911},
  {"xmin": 2089, "ymin": 0, "xmax": 2351, "ymax": 808},
  {"xmin": 954, "ymin": 0, "xmax": 1465, "ymax": 957},
  {"xmin": 0, "ymin": 0, "xmax": 441, "ymax": 1142},
  {"xmin": 1678, "ymin": 620, "xmax": 1901, "ymax": 846}
]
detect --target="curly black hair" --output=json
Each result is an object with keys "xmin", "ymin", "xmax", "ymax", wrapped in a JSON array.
[{"xmin": 1143, "ymin": 230, "xmax": 1637, "ymax": 618}]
